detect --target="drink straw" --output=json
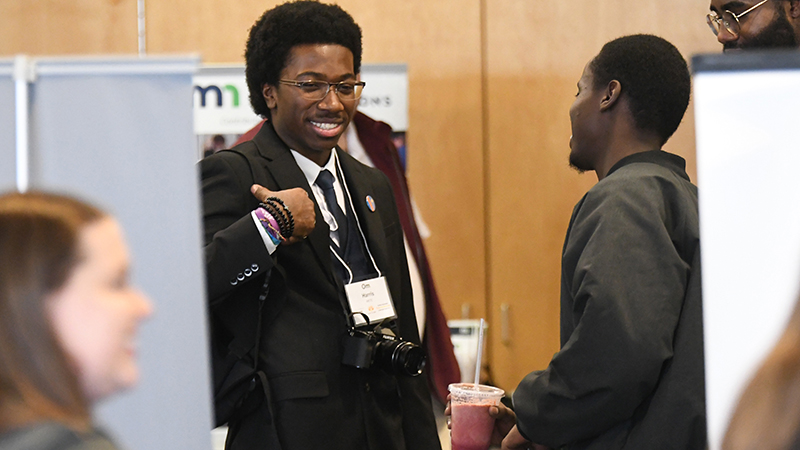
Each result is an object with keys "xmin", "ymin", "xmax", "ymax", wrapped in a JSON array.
[{"xmin": 474, "ymin": 318, "xmax": 485, "ymax": 385}]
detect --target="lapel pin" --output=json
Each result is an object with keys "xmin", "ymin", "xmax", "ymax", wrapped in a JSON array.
[{"xmin": 366, "ymin": 195, "xmax": 376, "ymax": 212}]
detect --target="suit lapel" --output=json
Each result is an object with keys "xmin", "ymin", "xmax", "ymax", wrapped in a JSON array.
[{"xmin": 251, "ymin": 123, "xmax": 333, "ymax": 282}]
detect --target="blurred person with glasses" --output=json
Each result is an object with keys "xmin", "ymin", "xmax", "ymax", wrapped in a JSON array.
[
  {"xmin": 199, "ymin": 1, "xmax": 442, "ymax": 450},
  {"xmin": 707, "ymin": 0, "xmax": 800, "ymax": 50}
]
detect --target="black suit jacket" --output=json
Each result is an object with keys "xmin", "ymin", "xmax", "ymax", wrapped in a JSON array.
[{"xmin": 201, "ymin": 122, "xmax": 441, "ymax": 450}]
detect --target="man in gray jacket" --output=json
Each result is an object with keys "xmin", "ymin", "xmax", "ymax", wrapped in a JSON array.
[{"xmin": 496, "ymin": 34, "xmax": 704, "ymax": 450}]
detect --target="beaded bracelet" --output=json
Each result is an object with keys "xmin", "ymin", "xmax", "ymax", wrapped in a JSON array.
[
  {"xmin": 260, "ymin": 200, "xmax": 293, "ymax": 239},
  {"xmin": 262, "ymin": 201, "xmax": 284, "ymax": 232},
  {"xmin": 254, "ymin": 207, "xmax": 283, "ymax": 244},
  {"xmin": 263, "ymin": 197, "xmax": 294, "ymax": 238},
  {"xmin": 261, "ymin": 201, "xmax": 285, "ymax": 233},
  {"xmin": 267, "ymin": 196, "xmax": 295, "ymax": 238}
]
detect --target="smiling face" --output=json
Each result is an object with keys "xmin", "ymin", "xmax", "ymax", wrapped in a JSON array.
[
  {"xmin": 48, "ymin": 217, "xmax": 153, "ymax": 402},
  {"xmin": 263, "ymin": 44, "xmax": 358, "ymax": 166},
  {"xmin": 710, "ymin": 0, "xmax": 799, "ymax": 50}
]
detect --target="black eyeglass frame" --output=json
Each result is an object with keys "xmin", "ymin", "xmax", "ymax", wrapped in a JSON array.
[
  {"xmin": 278, "ymin": 79, "xmax": 367, "ymax": 102},
  {"xmin": 706, "ymin": 0, "xmax": 770, "ymax": 38}
]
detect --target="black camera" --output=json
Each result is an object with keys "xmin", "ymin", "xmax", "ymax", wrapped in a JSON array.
[{"xmin": 342, "ymin": 323, "xmax": 426, "ymax": 377}]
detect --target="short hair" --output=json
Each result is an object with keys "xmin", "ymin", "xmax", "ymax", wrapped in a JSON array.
[
  {"xmin": 590, "ymin": 34, "xmax": 691, "ymax": 146},
  {"xmin": 0, "ymin": 191, "xmax": 104, "ymax": 431},
  {"xmin": 245, "ymin": 0, "xmax": 363, "ymax": 118}
]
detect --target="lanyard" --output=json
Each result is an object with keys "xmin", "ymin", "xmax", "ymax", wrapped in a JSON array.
[{"xmin": 327, "ymin": 151, "xmax": 382, "ymax": 285}]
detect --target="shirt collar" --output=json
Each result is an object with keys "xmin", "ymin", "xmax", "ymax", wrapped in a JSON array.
[
  {"xmin": 606, "ymin": 149, "xmax": 690, "ymax": 182},
  {"xmin": 290, "ymin": 148, "xmax": 339, "ymax": 187}
]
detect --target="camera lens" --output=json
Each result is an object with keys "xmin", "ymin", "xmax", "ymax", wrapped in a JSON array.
[{"xmin": 376, "ymin": 340, "xmax": 425, "ymax": 377}]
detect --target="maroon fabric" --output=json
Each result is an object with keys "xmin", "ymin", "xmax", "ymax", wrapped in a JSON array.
[
  {"xmin": 233, "ymin": 120, "xmax": 265, "ymax": 146},
  {"xmin": 234, "ymin": 114, "xmax": 460, "ymax": 403}
]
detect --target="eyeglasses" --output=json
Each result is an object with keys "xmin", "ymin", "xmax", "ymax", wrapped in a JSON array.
[
  {"xmin": 706, "ymin": 0, "xmax": 769, "ymax": 38},
  {"xmin": 278, "ymin": 80, "xmax": 366, "ymax": 102}
]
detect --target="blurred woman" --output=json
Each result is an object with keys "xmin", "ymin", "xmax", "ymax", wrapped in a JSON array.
[
  {"xmin": 723, "ymin": 294, "xmax": 800, "ymax": 450},
  {"xmin": 0, "ymin": 191, "xmax": 152, "ymax": 449}
]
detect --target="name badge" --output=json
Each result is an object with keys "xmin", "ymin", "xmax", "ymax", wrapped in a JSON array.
[{"xmin": 345, "ymin": 276, "xmax": 397, "ymax": 326}]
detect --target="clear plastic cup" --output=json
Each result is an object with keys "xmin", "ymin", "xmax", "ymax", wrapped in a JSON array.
[{"xmin": 449, "ymin": 383, "xmax": 505, "ymax": 450}]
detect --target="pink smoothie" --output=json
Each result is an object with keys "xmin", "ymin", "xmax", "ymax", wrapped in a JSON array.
[{"xmin": 451, "ymin": 403, "xmax": 494, "ymax": 450}]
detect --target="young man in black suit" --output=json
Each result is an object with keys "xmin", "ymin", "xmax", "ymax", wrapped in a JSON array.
[{"xmin": 201, "ymin": 2, "xmax": 441, "ymax": 450}]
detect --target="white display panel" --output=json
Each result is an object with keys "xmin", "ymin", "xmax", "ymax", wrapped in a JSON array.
[
  {"xmin": 357, "ymin": 63, "xmax": 409, "ymax": 131},
  {"xmin": 193, "ymin": 65, "xmax": 261, "ymax": 135},
  {"xmin": 26, "ymin": 55, "xmax": 213, "ymax": 450},
  {"xmin": 193, "ymin": 63, "xmax": 409, "ymax": 134},
  {"xmin": 0, "ymin": 59, "xmax": 15, "ymax": 191},
  {"xmin": 694, "ymin": 51, "xmax": 800, "ymax": 450}
]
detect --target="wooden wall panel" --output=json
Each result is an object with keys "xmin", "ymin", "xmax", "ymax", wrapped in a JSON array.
[
  {"xmin": 2, "ymin": 0, "xmax": 727, "ymax": 394},
  {"xmin": 485, "ymin": 0, "xmax": 720, "ymax": 391},
  {"xmin": 0, "ymin": 0, "xmax": 138, "ymax": 55},
  {"xmin": 145, "ymin": 0, "xmax": 267, "ymax": 63}
]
